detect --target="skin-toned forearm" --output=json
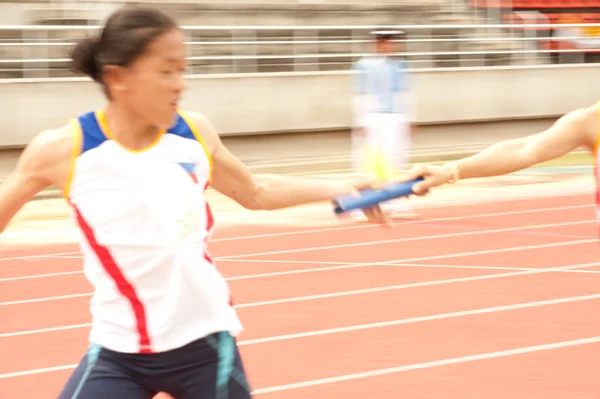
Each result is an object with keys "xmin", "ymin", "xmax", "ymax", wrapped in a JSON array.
[
  {"xmin": 454, "ymin": 138, "xmax": 535, "ymax": 180},
  {"xmin": 410, "ymin": 106, "xmax": 596, "ymax": 197},
  {"xmin": 0, "ymin": 180, "xmax": 21, "ymax": 233},
  {"xmin": 453, "ymin": 109, "xmax": 595, "ymax": 181},
  {"xmin": 251, "ymin": 174, "xmax": 356, "ymax": 211},
  {"xmin": 0, "ymin": 172, "xmax": 51, "ymax": 233}
]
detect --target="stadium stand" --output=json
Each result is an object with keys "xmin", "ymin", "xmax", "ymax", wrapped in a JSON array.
[
  {"xmin": 472, "ymin": 0, "xmax": 600, "ymax": 62},
  {"xmin": 0, "ymin": 0, "xmax": 595, "ymax": 78}
]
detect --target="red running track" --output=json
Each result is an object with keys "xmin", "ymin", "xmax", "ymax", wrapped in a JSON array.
[{"xmin": 1, "ymin": 193, "xmax": 600, "ymax": 398}]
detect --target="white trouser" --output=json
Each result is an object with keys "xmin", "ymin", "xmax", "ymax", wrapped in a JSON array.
[{"xmin": 352, "ymin": 112, "xmax": 411, "ymax": 179}]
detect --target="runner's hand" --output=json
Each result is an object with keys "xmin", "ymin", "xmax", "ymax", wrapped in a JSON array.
[
  {"xmin": 406, "ymin": 163, "xmax": 456, "ymax": 196},
  {"xmin": 344, "ymin": 177, "xmax": 394, "ymax": 228}
]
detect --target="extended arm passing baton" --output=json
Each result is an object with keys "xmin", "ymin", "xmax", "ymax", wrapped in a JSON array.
[{"xmin": 332, "ymin": 177, "xmax": 424, "ymax": 214}]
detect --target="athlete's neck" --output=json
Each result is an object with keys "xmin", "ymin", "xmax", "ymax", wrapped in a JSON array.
[{"xmin": 103, "ymin": 104, "xmax": 162, "ymax": 152}]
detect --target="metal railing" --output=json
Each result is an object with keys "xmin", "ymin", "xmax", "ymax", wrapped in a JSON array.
[{"xmin": 0, "ymin": 22, "xmax": 598, "ymax": 79}]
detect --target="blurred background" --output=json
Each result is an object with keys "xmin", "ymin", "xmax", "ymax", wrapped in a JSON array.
[
  {"xmin": 1, "ymin": 2, "xmax": 600, "ymax": 398},
  {"xmin": 0, "ymin": 0, "xmax": 599, "ymax": 188}
]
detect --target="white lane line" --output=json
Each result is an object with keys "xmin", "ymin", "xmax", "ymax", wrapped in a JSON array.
[
  {"xmin": 210, "ymin": 203, "xmax": 592, "ymax": 243},
  {"xmin": 3, "ymin": 294, "xmax": 599, "ymax": 379},
  {"xmin": 0, "ymin": 293, "xmax": 93, "ymax": 306},
  {"xmin": 226, "ymin": 261, "xmax": 600, "ymax": 281},
  {"xmin": 239, "ymin": 293, "xmax": 600, "ymax": 346},
  {"xmin": 0, "ymin": 220, "xmax": 597, "ymax": 283},
  {"xmin": 0, "ymin": 271, "xmax": 83, "ymax": 282},
  {"xmin": 3, "ymin": 261, "xmax": 600, "ymax": 339},
  {"xmin": 0, "ymin": 203, "xmax": 591, "ymax": 263},
  {"xmin": 6, "ymin": 252, "xmax": 600, "ymax": 284},
  {"xmin": 218, "ymin": 219, "xmax": 596, "ymax": 260},
  {"xmin": 233, "ymin": 258, "xmax": 600, "ymax": 309},
  {"xmin": 1, "ymin": 240, "xmax": 597, "ymax": 307},
  {"xmin": 251, "ymin": 335, "xmax": 600, "ymax": 395},
  {"xmin": 0, "ymin": 251, "xmax": 81, "ymax": 262},
  {"xmin": 0, "ymin": 323, "xmax": 93, "ymax": 338},
  {"xmin": 0, "ymin": 364, "xmax": 79, "ymax": 379},
  {"xmin": 384, "ymin": 263, "xmax": 600, "ymax": 274}
]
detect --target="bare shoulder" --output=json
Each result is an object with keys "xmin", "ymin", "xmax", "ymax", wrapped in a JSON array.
[
  {"xmin": 579, "ymin": 102, "xmax": 599, "ymax": 128},
  {"xmin": 0, "ymin": 123, "xmax": 76, "ymax": 229},
  {"xmin": 17, "ymin": 123, "xmax": 78, "ymax": 185},
  {"xmin": 26, "ymin": 124, "xmax": 75, "ymax": 164},
  {"xmin": 565, "ymin": 103, "xmax": 599, "ymax": 148},
  {"xmin": 181, "ymin": 110, "xmax": 221, "ymax": 153}
]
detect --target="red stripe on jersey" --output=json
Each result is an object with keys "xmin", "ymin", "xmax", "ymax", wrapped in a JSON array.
[
  {"xmin": 203, "ymin": 181, "xmax": 215, "ymax": 264},
  {"xmin": 204, "ymin": 181, "xmax": 214, "ymax": 232},
  {"xmin": 594, "ymin": 164, "xmax": 600, "ymax": 238},
  {"xmin": 71, "ymin": 204, "xmax": 153, "ymax": 353},
  {"xmin": 204, "ymin": 211, "xmax": 215, "ymax": 263},
  {"xmin": 593, "ymin": 164, "xmax": 598, "ymax": 205},
  {"xmin": 203, "ymin": 182, "xmax": 232, "ymax": 305}
]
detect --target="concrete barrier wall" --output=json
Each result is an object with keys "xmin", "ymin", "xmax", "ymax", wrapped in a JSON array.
[{"xmin": 1, "ymin": 64, "xmax": 598, "ymax": 148}]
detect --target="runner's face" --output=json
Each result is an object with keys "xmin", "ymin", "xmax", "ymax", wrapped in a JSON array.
[
  {"xmin": 377, "ymin": 39, "xmax": 396, "ymax": 55},
  {"xmin": 121, "ymin": 28, "xmax": 187, "ymax": 128}
]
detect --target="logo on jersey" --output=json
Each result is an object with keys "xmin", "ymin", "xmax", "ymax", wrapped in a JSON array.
[{"xmin": 177, "ymin": 162, "xmax": 198, "ymax": 184}]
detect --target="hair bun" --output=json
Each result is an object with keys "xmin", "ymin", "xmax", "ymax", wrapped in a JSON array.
[{"xmin": 70, "ymin": 36, "xmax": 102, "ymax": 82}]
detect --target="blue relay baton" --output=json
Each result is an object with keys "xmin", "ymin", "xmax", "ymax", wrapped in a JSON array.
[{"xmin": 332, "ymin": 177, "xmax": 424, "ymax": 215}]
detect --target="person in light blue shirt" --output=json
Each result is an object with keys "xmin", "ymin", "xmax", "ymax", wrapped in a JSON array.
[{"xmin": 351, "ymin": 29, "xmax": 417, "ymax": 218}]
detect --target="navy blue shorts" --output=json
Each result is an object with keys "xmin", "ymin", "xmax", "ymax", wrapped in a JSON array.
[{"xmin": 57, "ymin": 331, "xmax": 252, "ymax": 399}]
